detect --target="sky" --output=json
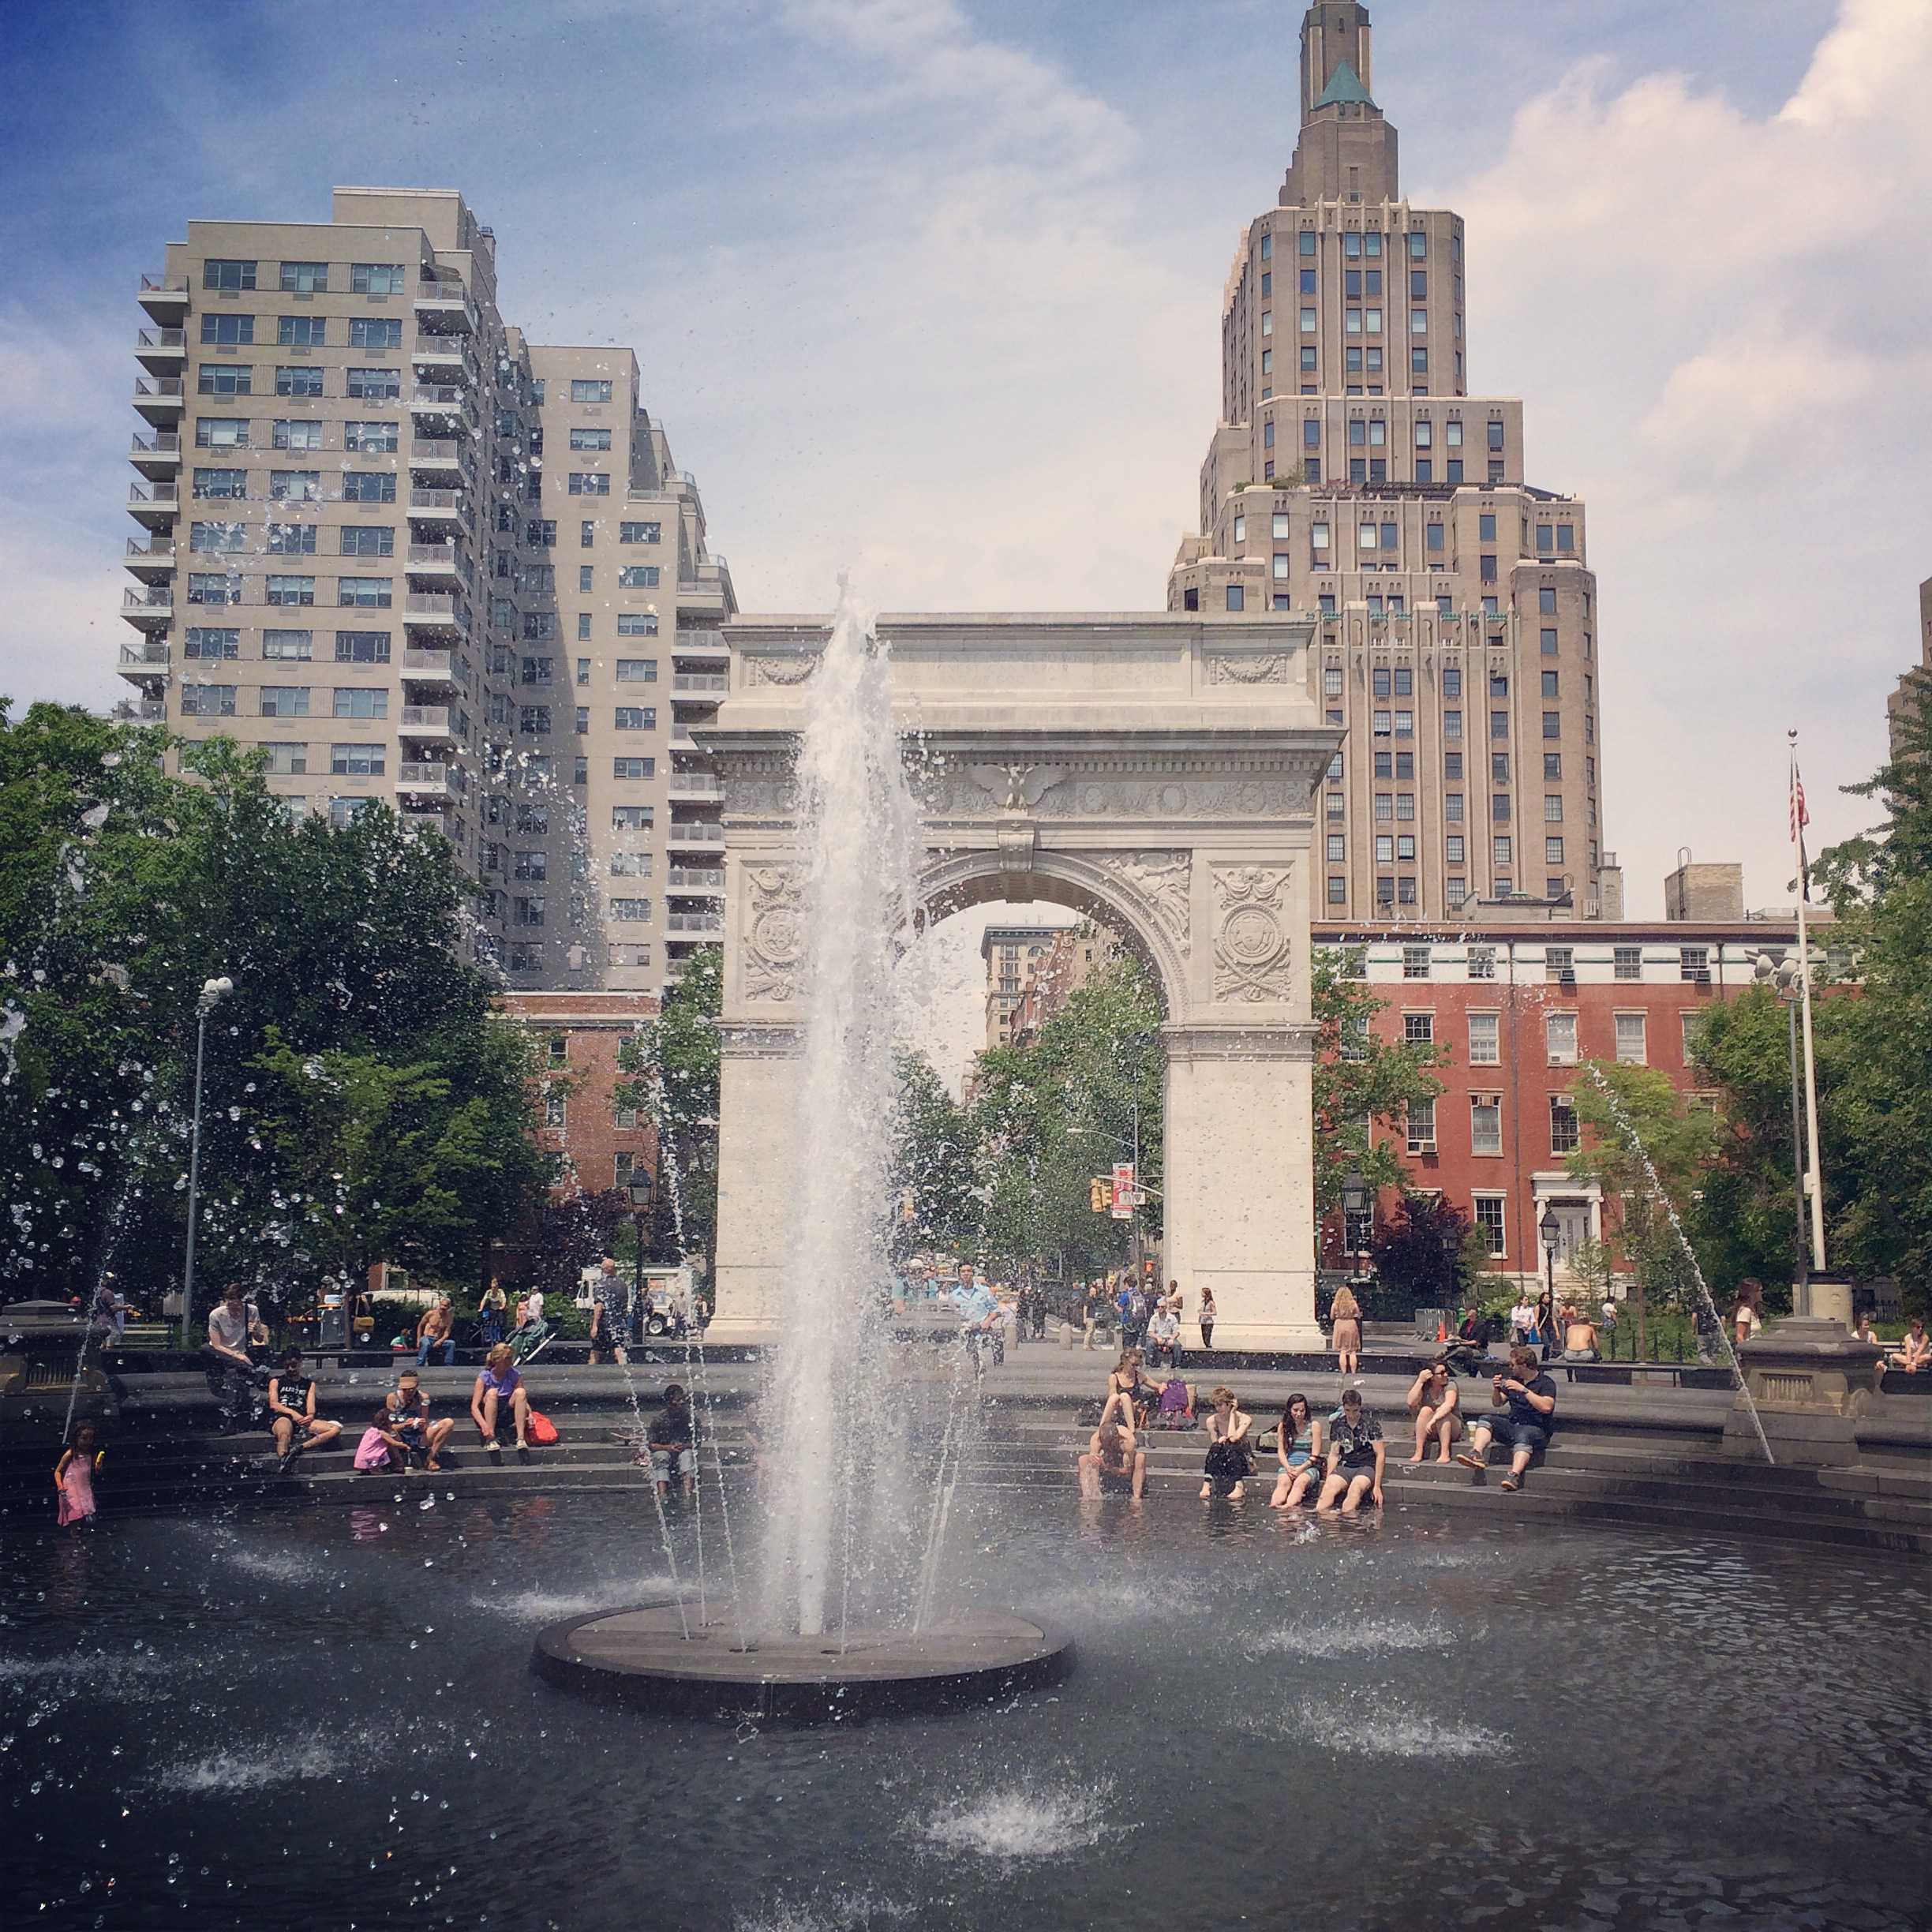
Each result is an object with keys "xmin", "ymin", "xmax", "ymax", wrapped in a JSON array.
[{"xmin": 1, "ymin": 0, "xmax": 1925, "ymax": 924}]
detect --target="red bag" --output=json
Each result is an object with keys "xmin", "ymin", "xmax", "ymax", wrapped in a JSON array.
[{"xmin": 526, "ymin": 1409, "xmax": 560, "ymax": 1447}]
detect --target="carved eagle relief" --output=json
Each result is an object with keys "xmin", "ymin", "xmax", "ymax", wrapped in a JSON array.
[{"xmin": 968, "ymin": 763, "xmax": 1067, "ymax": 811}]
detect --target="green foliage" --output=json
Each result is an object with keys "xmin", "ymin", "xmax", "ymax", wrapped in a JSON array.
[
  {"xmin": 1369, "ymin": 1191, "xmax": 1473, "ymax": 1316},
  {"xmin": 1567, "ymin": 1061, "xmax": 1720, "ymax": 1307},
  {"xmin": 1311, "ymin": 947, "xmax": 1446, "ymax": 1214},
  {"xmin": 616, "ymin": 945, "xmax": 721, "ymax": 1263},
  {"xmin": 0, "ymin": 706, "xmax": 554, "ymax": 1308},
  {"xmin": 891, "ymin": 1051, "xmax": 978, "ymax": 1254}
]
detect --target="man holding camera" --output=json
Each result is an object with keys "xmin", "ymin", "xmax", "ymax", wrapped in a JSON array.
[{"xmin": 1455, "ymin": 1346, "xmax": 1558, "ymax": 1492}]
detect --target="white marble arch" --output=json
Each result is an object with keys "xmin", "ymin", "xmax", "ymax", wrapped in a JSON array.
[{"xmin": 699, "ymin": 612, "xmax": 1341, "ymax": 1352}]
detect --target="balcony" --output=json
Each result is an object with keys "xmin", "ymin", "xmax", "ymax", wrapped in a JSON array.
[
  {"xmin": 668, "ymin": 821, "xmax": 725, "ymax": 846},
  {"xmin": 132, "ymin": 376, "xmax": 185, "ymax": 421},
  {"xmin": 121, "ymin": 586, "xmax": 174, "ymax": 631},
  {"xmin": 395, "ymin": 763, "xmax": 454, "ymax": 802},
  {"xmin": 134, "ymin": 328, "xmax": 187, "ymax": 373},
  {"xmin": 118, "ymin": 640, "xmax": 170, "ymax": 683},
  {"xmin": 403, "ymin": 593, "xmax": 464, "ymax": 633},
  {"xmin": 414, "ymin": 283, "xmax": 477, "ymax": 333},
  {"xmin": 406, "ymin": 541, "xmax": 462, "ymax": 584},
  {"xmin": 667, "ymin": 868, "xmax": 726, "ymax": 894},
  {"xmin": 401, "ymin": 648, "xmax": 458, "ymax": 686},
  {"xmin": 410, "ymin": 438, "xmax": 466, "ymax": 477},
  {"xmin": 129, "ymin": 698, "xmax": 167, "ymax": 723},
  {"xmin": 129, "ymin": 431, "xmax": 182, "ymax": 477},
  {"xmin": 672, "ymin": 672, "xmax": 728, "ymax": 695},
  {"xmin": 674, "ymin": 631, "xmax": 730, "ymax": 661},
  {"xmin": 665, "ymin": 912, "xmax": 723, "ymax": 935},
  {"xmin": 411, "ymin": 337, "xmax": 472, "ymax": 376},
  {"xmin": 668, "ymin": 773, "xmax": 722, "ymax": 799},
  {"xmin": 399, "ymin": 704, "xmax": 457, "ymax": 745},
  {"xmin": 124, "ymin": 536, "xmax": 177, "ymax": 580},
  {"xmin": 127, "ymin": 483, "xmax": 179, "ymax": 526},
  {"xmin": 409, "ymin": 384, "xmax": 473, "ymax": 421},
  {"xmin": 408, "ymin": 488, "xmax": 466, "ymax": 528},
  {"xmin": 138, "ymin": 275, "xmax": 190, "ymax": 320}
]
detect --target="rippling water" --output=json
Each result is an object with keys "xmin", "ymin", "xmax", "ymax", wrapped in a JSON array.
[{"xmin": 2, "ymin": 1488, "xmax": 1926, "ymax": 1930}]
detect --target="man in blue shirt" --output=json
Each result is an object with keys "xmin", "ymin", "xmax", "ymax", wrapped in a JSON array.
[{"xmin": 953, "ymin": 1261, "xmax": 1002, "ymax": 1374}]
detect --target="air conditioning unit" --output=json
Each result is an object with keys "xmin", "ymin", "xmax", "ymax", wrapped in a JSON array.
[{"xmin": 1556, "ymin": 967, "xmax": 1577, "ymax": 988}]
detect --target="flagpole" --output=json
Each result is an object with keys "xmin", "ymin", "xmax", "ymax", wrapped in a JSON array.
[{"xmin": 1788, "ymin": 731, "xmax": 1826, "ymax": 1278}]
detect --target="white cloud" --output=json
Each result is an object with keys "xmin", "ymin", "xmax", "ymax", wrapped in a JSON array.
[{"xmin": 1447, "ymin": 0, "xmax": 1932, "ymax": 911}]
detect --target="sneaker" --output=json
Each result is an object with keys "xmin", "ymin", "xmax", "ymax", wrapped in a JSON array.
[
  {"xmin": 485, "ymin": 1437, "xmax": 502, "ymax": 1455},
  {"xmin": 1452, "ymin": 1451, "xmax": 1485, "ymax": 1470},
  {"xmin": 275, "ymin": 1451, "xmax": 295, "ymax": 1477}
]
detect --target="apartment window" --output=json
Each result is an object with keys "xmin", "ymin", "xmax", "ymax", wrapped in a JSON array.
[
  {"xmin": 1326, "ymin": 876, "xmax": 1346, "ymax": 904},
  {"xmin": 178, "ymin": 682, "xmax": 239, "ymax": 718},
  {"xmin": 614, "ymin": 659, "xmax": 658, "ymax": 684},
  {"xmin": 1557, "ymin": 523, "xmax": 1575, "ymax": 552},
  {"xmin": 1550, "ymin": 1097, "xmax": 1579, "ymax": 1156},
  {"xmin": 275, "ymin": 314, "xmax": 324, "ymax": 348},
  {"xmin": 1403, "ymin": 1013, "xmax": 1434, "ymax": 1046},
  {"xmin": 1493, "ymin": 835, "xmax": 1514, "ymax": 867},
  {"xmin": 262, "ymin": 629, "xmax": 313, "ymax": 661},
  {"xmin": 1613, "ymin": 945, "xmax": 1642, "ymax": 982},
  {"xmin": 1376, "ymin": 835, "xmax": 1394, "ymax": 864},
  {"xmin": 1546, "ymin": 1011, "xmax": 1578, "ymax": 1065},
  {"xmin": 334, "ymin": 631, "xmax": 391, "ymax": 664},
  {"xmin": 182, "ymin": 627, "xmax": 239, "ymax": 661},
  {"xmin": 510, "ymin": 849, "xmax": 548, "ymax": 883},
  {"xmin": 1472, "ymin": 1099, "xmax": 1504, "ymax": 1161},
  {"xmin": 570, "ymin": 379, "xmax": 613, "ymax": 402},
  {"xmin": 520, "ymin": 705, "xmax": 552, "ymax": 736},
  {"xmin": 1401, "ymin": 944, "xmax": 1430, "ymax": 982},
  {"xmin": 1445, "ymin": 833, "xmax": 1466, "ymax": 866},
  {"xmin": 187, "ymin": 520, "xmax": 245, "ymax": 556},
  {"xmin": 523, "ymin": 614, "xmax": 557, "ymax": 643},
  {"xmin": 1541, "ymin": 711, "xmax": 1561, "ymax": 742},
  {"xmin": 1541, "ymin": 670, "xmax": 1560, "ymax": 699},
  {"xmin": 612, "ymin": 806, "xmax": 655, "ymax": 835},
  {"xmin": 567, "ymin": 472, "xmax": 611, "ymax": 496},
  {"xmin": 528, "ymin": 519, "xmax": 558, "ymax": 548},
  {"xmin": 342, "ymin": 473, "xmax": 395, "ymax": 504},
  {"xmin": 344, "ymin": 420, "xmax": 397, "ymax": 452},
  {"xmin": 607, "ymin": 758, "xmax": 653, "ymax": 785},
  {"xmin": 1544, "ymin": 753, "xmax": 1563, "ymax": 781},
  {"xmin": 568, "ymin": 427, "xmax": 612, "ymax": 451},
  {"xmin": 333, "ymin": 576, "xmax": 391, "ymax": 610},
  {"xmin": 616, "ymin": 521, "xmax": 665, "ymax": 547},
  {"xmin": 1541, "ymin": 627, "xmax": 1559, "ymax": 657},
  {"xmin": 1406, "ymin": 1097, "xmax": 1438, "ymax": 1156},
  {"xmin": 259, "ymin": 686, "xmax": 310, "ymax": 718},
  {"xmin": 194, "ymin": 417, "xmax": 248, "ymax": 450},
  {"xmin": 186, "ymin": 572, "xmax": 240, "ymax": 605},
  {"xmin": 199, "ymin": 313, "xmax": 252, "ymax": 346},
  {"xmin": 1612, "ymin": 1010, "xmax": 1649, "ymax": 1065},
  {"xmin": 1465, "ymin": 946, "xmax": 1496, "ymax": 983},
  {"xmin": 346, "ymin": 368, "xmax": 401, "ymax": 402},
  {"xmin": 203, "ymin": 258, "xmax": 256, "ymax": 291},
  {"xmin": 515, "ymin": 897, "xmax": 548, "ymax": 930},
  {"xmin": 1459, "ymin": 1010, "xmax": 1499, "ymax": 1068},
  {"xmin": 260, "ymin": 742, "xmax": 309, "ymax": 776},
  {"xmin": 330, "ymin": 743, "xmax": 386, "ymax": 778},
  {"xmin": 1447, "ymin": 877, "xmax": 1466, "ymax": 906},
  {"xmin": 351, "ymin": 262, "xmax": 406, "ymax": 295},
  {"xmin": 1539, "ymin": 586, "xmax": 1557, "ymax": 616},
  {"xmin": 1544, "ymin": 837, "xmax": 1565, "ymax": 867},
  {"xmin": 333, "ymin": 688, "xmax": 388, "ymax": 720},
  {"xmin": 613, "ymin": 706, "xmax": 656, "ymax": 731},
  {"xmin": 1446, "ymin": 792, "xmax": 1464, "ymax": 822}
]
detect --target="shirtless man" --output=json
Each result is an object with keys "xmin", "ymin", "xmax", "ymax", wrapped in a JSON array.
[
  {"xmin": 1399, "ymin": 1357, "xmax": 1462, "ymax": 1468},
  {"xmin": 1076, "ymin": 1419, "xmax": 1147, "ymax": 1499},
  {"xmin": 1560, "ymin": 1306, "xmax": 1601, "ymax": 1363},
  {"xmin": 415, "ymin": 1295, "xmax": 457, "ymax": 1367}
]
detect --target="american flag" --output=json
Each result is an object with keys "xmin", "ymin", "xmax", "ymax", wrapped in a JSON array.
[{"xmin": 1791, "ymin": 761, "xmax": 1810, "ymax": 900}]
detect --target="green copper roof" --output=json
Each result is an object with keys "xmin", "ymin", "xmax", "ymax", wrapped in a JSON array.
[{"xmin": 1315, "ymin": 58, "xmax": 1374, "ymax": 107}]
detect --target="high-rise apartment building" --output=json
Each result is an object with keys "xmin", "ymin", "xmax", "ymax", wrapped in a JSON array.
[
  {"xmin": 980, "ymin": 923, "xmax": 1059, "ymax": 1050},
  {"xmin": 121, "ymin": 187, "xmax": 732, "ymax": 994},
  {"xmin": 1168, "ymin": 3, "xmax": 1610, "ymax": 921}
]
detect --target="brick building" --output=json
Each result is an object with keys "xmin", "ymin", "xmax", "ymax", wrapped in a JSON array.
[
  {"xmin": 498, "ymin": 990, "xmax": 659, "ymax": 1198},
  {"xmin": 1316, "ymin": 913, "xmax": 1822, "ymax": 1289}
]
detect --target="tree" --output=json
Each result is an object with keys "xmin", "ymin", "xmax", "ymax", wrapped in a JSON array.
[
  {"xmin": 616, "ymin": 945, "xmax": 721, "ymax": 1264},
  {"xmin": 890, "ymin": 1051, "xmax": 978, "ymax": 1255},
  {"xmin": 1369, "ymin": 1192, "xmax": 1473, "ymax": 1320},
  {"xmin": 1567, "ymin": 1059, "xmax": 1721, "ymax": 1357},
  {"xmin": 1311, "ymin": 947, "xmax": 1447, "ymax": 1216},
  {"xmin": 0, "ymin": 706, "xmax": 555, "ymax": 1308}
]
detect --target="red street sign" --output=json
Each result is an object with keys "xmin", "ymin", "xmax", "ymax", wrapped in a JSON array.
[{"xmin": 1111, "ymin": 1162, "xmax": 1136, "ymax": 1219}]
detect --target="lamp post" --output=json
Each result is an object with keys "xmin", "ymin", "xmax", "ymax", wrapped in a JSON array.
[
  {"xmin": 1341, "ymin": 1167, "xmax": 1370, "ymax": 1280},
  {"xmin": 1753, "ymin": 952, "xmax": 1814, "ymax": 1317},
  {"xmin": 1539, "ymin": 1204, "xmax": 1559, "ymax": 1346},
  {"xmin": 178, "ymin": 975, "xmax": 233, "ymax": 1355},
  {"xmin": 628, "ymin": 1175, "xmax": 654, "ymax": 1339}
]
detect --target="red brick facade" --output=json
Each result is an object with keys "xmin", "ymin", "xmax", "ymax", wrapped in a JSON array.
[
  {"xmin": 499, "ymin": 990, "xmax": 661, "ymax": 1198},
  {"xmin": 1314, "ymin": 918, "xmax": 1816, "ymax": 1286}
]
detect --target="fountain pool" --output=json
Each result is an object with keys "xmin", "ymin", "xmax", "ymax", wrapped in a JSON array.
[{"xmin": 6, "ymin": 1489, "xmax": 1926, "ymax": 1930}]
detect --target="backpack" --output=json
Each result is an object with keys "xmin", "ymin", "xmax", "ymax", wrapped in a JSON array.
[{"xmin": 526, "ymin": 1409, "xmax": 560, "ymax": 1447}]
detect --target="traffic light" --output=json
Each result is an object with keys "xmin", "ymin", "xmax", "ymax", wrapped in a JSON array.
[{"xmin": 1089, "ymin": 1177, "xmax": 1114, "ymax": 1213}]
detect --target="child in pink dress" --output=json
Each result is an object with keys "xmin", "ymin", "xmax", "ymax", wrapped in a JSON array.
[
  {"xmin": 54, "ymin": 1423, "xmax": 102, "ymax": 1526},
  {"xmin": 354, "ymin": 1406, "xmax": 409, "ymax": 1472}
]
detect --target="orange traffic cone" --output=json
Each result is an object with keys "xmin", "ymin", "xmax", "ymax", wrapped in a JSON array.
[{"xmin": 1436, "ymin": 1318, "xmax": 1447, "ymax": 1342}]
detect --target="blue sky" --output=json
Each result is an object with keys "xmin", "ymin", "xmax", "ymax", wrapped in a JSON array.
[{"xmin": 2, "ymin": 0, "xmax": 1923, "ymax": 919}]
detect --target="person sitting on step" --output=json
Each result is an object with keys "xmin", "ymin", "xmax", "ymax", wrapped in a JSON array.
[
  {"xmin": 1888, "ymin": 1315, "xmax": 1929, "ymax": 1375},
  {"xmin": 1455, "ymin": 1346, "xmax": 1557, "ymax": 1492},
  {"xmin": 1399, "ymin": 1357, "xmax": 1462, "ymax": 1469},
  {"xmin": 1316, "ymin": 1387, "xmax": 1384, "ymax": 1514},
  {"xmin": 1077, "ymin": 1418, "xmax": 1146, "ymax": 1500},
  {"xmin": 265, "ymin": 1348, "xmax": 343, "ymax": 1475}
]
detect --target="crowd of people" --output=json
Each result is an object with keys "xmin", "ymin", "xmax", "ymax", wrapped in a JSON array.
[{"xmin": 1077, "ymin": 1340, "xmax": 1563, "ymax": 1509}]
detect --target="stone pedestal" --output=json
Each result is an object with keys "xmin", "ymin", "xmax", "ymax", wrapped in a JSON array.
[{"xmin": 1723, "ymin": 1309, "xmax": 1885, "ymax": 1467}]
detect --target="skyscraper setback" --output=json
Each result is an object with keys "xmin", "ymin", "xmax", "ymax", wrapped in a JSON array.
[
  {"xmin": 1169, "ymin": 2, "xmax": 1610, "ymax": 921},
  {"xmin": 122, "ymin": 187, "xmax": 732, "ymax": 995}
]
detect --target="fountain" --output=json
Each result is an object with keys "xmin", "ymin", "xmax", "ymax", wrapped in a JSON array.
[{"xmin": 533, "ymin": 586, "xmax": 1072, "ymax": 1717}]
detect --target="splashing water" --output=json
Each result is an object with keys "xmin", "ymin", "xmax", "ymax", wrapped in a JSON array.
[
  {"xmin": 919, "ymin": 1775, "xmax": 1120, "ymax": 1860},
  {"xmin": 757, "ymin": 583, "xmax": 926, "ymax": 1640}
]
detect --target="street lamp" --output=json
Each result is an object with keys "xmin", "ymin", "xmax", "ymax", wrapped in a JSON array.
[
  {"xmin": 1538, "ymin": 1204, "xmax": 1559, "ymax": 1325},
  {"xmin": 628, "ymin": 1175, "xmax": 654, "ymax": 1339},
  {"xmin": 1341, "ymin": 1167, "xmax": 1370, "ymax": 1279},
  {"xmin": 1753, "ymin": 952, "xmax": 1815, "ymax": 1316},
  {"xmin": 178, "ymin": 975, "xmax": 234, "ymax": 1354}
]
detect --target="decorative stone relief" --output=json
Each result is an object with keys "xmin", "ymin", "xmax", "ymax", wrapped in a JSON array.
[
  {"xmin": 920, "ymin": 766, "xmax": 1316, "ymax": 821},
  {"xmin": 743, "ymin": 653, "xmax": 821, "ymax": 687},
  {"xmin": 968, "ymin": 762, "xmax": 1067, "ymax": 811},
  {"xmin": 1093, "ymin": 851, "xmax": 1192, "ymax": 956},
  {"xmin": 1211, "ymin": 864, "xmax": 1294, "ymax": 1004},
  {"xmin": 1205, "ymin": 652, "xmax": 1292, "ymax": 686},
  {"xmin": 743, "ymin": 865, "xmax": 803, "ymax": 1002}
]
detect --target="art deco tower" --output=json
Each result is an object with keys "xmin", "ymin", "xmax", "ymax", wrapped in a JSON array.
[{"xmin": 1170, "ymin": 2, "xmax": 1610, "ymax": 919}]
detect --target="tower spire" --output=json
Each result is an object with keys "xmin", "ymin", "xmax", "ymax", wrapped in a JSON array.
[{"xmin": 1282, "ymin": 1, "xmax": 1398, "ymax": 206}]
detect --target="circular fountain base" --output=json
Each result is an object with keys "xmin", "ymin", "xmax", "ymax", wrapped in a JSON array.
[{"xmin": 533, "ymin": 1604, "xmax": 1072, "ymax": 1721}]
